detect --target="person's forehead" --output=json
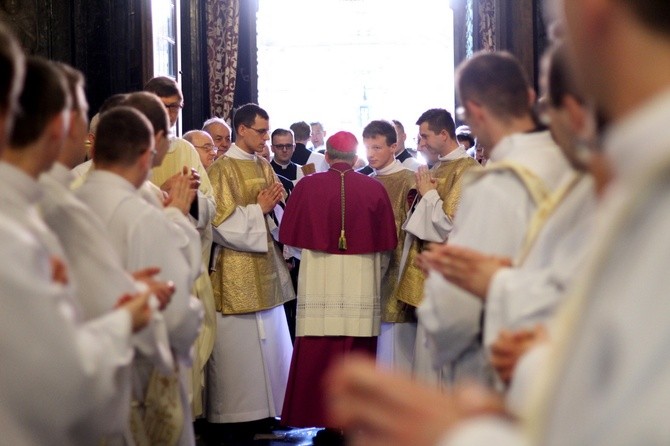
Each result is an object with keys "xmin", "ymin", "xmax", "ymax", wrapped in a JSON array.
[
  {"xmin": 273, "ymin": 133, "xmax": 294, "ymax": 142},
  {"xmin": 364, "ymin": 135, "xmax": 389, "ymax": 146},
  {"xmin": 209, "ymin": 122, "xmax": 229, "ymax": 135},
  {"xmin": 194, "ymin": 132, "xmax": 214, "ymax": 144}
]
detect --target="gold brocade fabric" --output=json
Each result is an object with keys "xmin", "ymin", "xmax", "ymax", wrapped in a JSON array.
[
  {"xmin": 208, "ymin": 156, "xmax": 294, "ymax": 314},
  {"xmin": 433, "ymin": 156, "xmax": 482, "ymax": 219},
  {"xmin": 374, "ymin": 169, "xmax": 417, "ymax": 323},
  {"xmin": 130, "ymin": 369, "xmax": 183, "ymax": 446},
  {"xmin": 396, "ymin": 156, "xmax": 481, "ymax": 308}
]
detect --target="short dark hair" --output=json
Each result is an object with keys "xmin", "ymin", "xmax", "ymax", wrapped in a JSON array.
[
  {"xmin": 545, "ymin": 43, "xmax": 584, "ymax": 107},
  {"xmin": 620, "ymin": 0, "xmax": 670, "ymax": 35},
  {"xmin": 10, "ymin": 57, "xmax": 69, "ymax": 149},
  {"xmin": 391, "ymin": 119, "xmax": 405, "ymax": 133},
  {"xmin": 362, "ymin": 120, "xmax": 397, "ymax": 146},
  {"xmin": 456, "ymin": 51, "xmax": 531, "ymax": 121},
  {"xmin": 143, "ymin": 76, "xmax": 183, "ymax": 100},
  {"xmin": 94, "ymin": 106, "xmax": 153, "ymax": 167},
  {"xmin": 232, "ymin": 103, "xmax": 269, "ymax": 132},
  {"xmin": 120, "ymin": 92, "xmax": 170, "ymax": 136},
  {"xmin": 290, "ymin": 121, "xmax": 311, "ymax": 141},
  {"xmin": 53, "ymin": 62, "xmax": 86, "ymax": 112},
  {"xmin": 0, "ymin": 23, "xmax": 24, "ymax": 113},
  {"xmin": 99, "ymin": 93, "xmax": 128, "ymax": 113},
  {"xmin": 415, "ymin": 108, "xmax": 456, "ymax": 139},
  {"xmin": 271, "ymin": 128, "xmax": 294, "ymax": 141}
]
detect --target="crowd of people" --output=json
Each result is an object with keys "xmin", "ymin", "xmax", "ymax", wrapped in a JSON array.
[{"xmin": 2, "ymin": 0, "xmax": 670, "ymax": 444}]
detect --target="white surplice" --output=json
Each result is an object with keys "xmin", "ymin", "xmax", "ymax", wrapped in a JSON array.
[
  {"xmin": 441, "ymin": 89, "xmax": 670, "ymax": 446},
  {"xmin": 483, "ymin": 174, "xmax": 596, "ymax": 346},
  {"xmin": 417, "ymin": 131, "xmax": 571, "ymax": 383},
  {"xmin": 39, "ymin": 163, "xmax": 175, "ymax": 439},
  {"xmin": 207, "ymin": 144, "xmax": 292, "ymax": 423},
  {"xmin": 77, "ymin": 170, "xmax": 203, "ymax": 446},
  {"xmin": 0, "ymin": 162, "xmax": 134, "ymax": 444}
]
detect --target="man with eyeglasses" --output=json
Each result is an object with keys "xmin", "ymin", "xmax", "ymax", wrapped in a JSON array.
[
  {"xmin": 206, "ymin": 103, "xmax": 294, "ymax": 436},
  {"xmin": 144, "ymin": 76, "xmax": 215, "ymax": 237},
  {"xmin": 270, "ymin": 128, "xmax": 304, "ymax": 185},
  {"xmin": 184, "ymin": 130, "xmax": 217, "ymax": 169}
]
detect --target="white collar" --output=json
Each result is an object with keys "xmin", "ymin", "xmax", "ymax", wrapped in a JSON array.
[
  {"xmin": 439, "ymin": 145, "xmax": 468, "ymax": 162},
  {"xmin": 227, "ymin": 144, "xmax": 256, "ymax": 161},
  {"xmin": 374, "ymin": 160, "xmax": 405, "ymax": 176},
  {"xmin": 489, "ymin": 130, "xmax": 553, "ymax": 163}
]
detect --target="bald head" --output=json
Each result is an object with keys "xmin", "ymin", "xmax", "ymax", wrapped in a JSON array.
[
  {"xmin": 184, "ymin": 130, "xmax": 216, "ymax": 168},
  {"xmin": 203, "ymin": 118, "xmax": 231, "ymax": 158}
]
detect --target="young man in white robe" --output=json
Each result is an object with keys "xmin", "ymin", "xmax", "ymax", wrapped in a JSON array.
[
  {"xmin": 422, "ymin": 43, "xmax": 600, "ymax": 352},
  {"xmin": 77, "ymin": 106, "xmax": 204, "ymax": 446},
  {"xmin": 0, "ymin": 46, "xmax": 153, "ymax": 444},
  {"xmin": 416, "ymin": 52, "xmax": 572, "ymax": 385},
  {"xmin": 38, "ymin": 64, "xmax": 181, "ymax": 443}
]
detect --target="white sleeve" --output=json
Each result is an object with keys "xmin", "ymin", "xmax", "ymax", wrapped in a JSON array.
[
  {"xmin": 0, "ymin": 230, "xmax": 134, "ymax": 441},
  {"xmin": 404, "ymin": 189, "xmax": 454, "ymax": 242},
  {"xmin": 192, "ymin": 190, "xmax": 216, "ymax": 230},
  {"xmin": 212, "ymin": 203, "xmax": 269, "ymax": 253},
  {"xmin": 127, "ymin": 213, "xmax": 203, "ymax": 362},
  {"xmin": 417, "ymin": 175, "xmax": 536, "ymax": 367},
  {"xmin": 163, "ymin": 207, "xmax": 203, "ymax": 282}
]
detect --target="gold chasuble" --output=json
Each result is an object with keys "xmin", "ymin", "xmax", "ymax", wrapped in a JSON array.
[
  {"xmin": 374, "ymin": 169, "xmax": 418, "ymax": 323},
  {"xmin": 208, "ymin": 156, "xmax": 294, "ymax": 314},
  {"xmin": 397, "ymin": 156, "xmax": 481, "ymax": 308}
]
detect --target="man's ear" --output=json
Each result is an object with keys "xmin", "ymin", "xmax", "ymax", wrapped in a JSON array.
[
  {"xmin": 528, "ymin": 87, "xmax": 537, "ymax": 108},
  {"xmin": 46, "ymin": 110, "xmax": 69, "ymax": 142},
  {"xmin": 562, "ymin": 95, "xmax": 592, "ymax": 137}
]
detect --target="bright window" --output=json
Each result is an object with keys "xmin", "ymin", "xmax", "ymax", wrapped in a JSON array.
[{"xmin": 258, "ymin": 0, "xmax": 455, "ymax": 155}]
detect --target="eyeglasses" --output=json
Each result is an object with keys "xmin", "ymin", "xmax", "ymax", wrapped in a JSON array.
[
  {"xmin": 247, "ymin": 127, "xmax": 269, "ymax": 136},
  {"xmin": 272, "ymin": 144, "xmax": 295, "ymax": 151},
  {"xmin": 164, "ymin": 102, "xmax": 184, "ymax": 111}
]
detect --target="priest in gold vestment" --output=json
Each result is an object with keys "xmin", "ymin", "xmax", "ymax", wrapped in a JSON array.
[
  {"xmin": 206, "ymin": 104, "xmax": 295, "ymax": 425},
  {"xmin": 403, "ymin": 108, "xmax": 481, "ymax": 384}
]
